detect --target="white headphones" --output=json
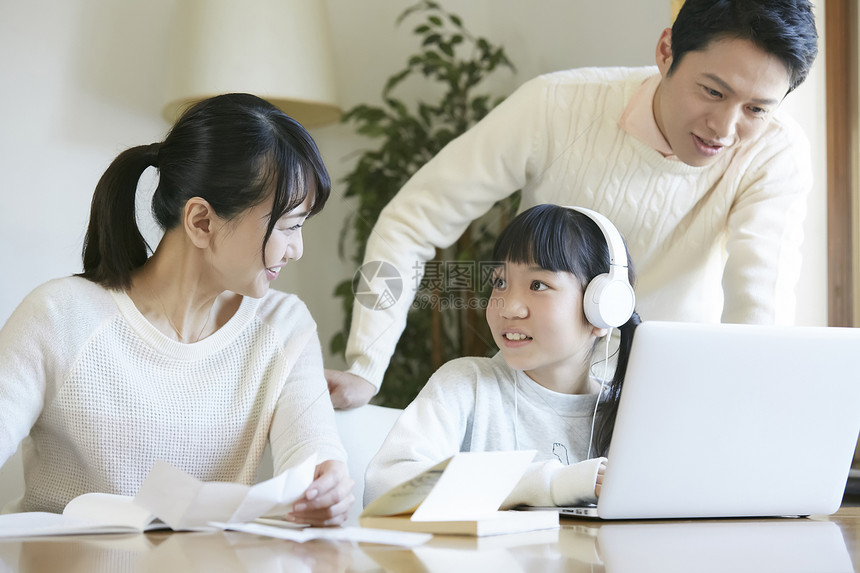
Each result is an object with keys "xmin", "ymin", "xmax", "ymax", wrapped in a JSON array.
[{"xmin": 564, "ymin": 206, "xmax": 636, "ymax": 329}]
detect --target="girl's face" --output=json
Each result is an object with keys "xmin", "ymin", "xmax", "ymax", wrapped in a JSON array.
[
  {"xmin": 208, "ymin": 191, "xmax": 312, "ymax": 298},
  {"xmin": 486, "ymin": 261, "xmax": 606, "ymax": 393}
]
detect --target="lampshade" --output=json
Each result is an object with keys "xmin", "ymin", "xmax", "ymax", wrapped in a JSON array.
[{"xmin": 164, "ymin": 0, "xmax": 341, "ymax": 128}]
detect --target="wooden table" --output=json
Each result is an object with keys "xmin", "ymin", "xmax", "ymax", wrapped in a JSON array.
[{"xmin": 1, "ymin": 507, "xmax": 857, "ymax": 572}]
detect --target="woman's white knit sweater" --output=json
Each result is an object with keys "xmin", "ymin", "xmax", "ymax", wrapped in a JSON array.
[{"xmin": 0, "ymin": 276, "xmax": 346, "ymax": 513}]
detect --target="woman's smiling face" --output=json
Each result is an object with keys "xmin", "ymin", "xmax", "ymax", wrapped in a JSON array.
[{"xmin": 207, "ymin": 192, "xmax": 312, "ymax": 298}]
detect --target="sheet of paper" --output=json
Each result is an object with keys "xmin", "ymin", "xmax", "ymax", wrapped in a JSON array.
[
  {"xmin": 410, "ymin": 450, "xmax": 536, "ymax": 522},
  {"xmin": 135, "ymin": 454, "xmax": 316, "ymax": 530},
  {"xmin": 211, "ymin": 521, "xmax": 432, "ymax": 547},
  {"xmin": 361, "ymin": 457, "xmax": 453, "ymax": 518}
]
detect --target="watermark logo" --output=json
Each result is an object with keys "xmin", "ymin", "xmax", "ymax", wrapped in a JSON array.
[
  {"xmin": 353, "ymin": 261, "xmax": 403, "ymax": 310},
  {"xmin": 412, "ymin": 292, "xmax": 500, "ymax": 311},
  {"xmin": 354, "ymin": 260, "xmax": 507, "ymax": 312},
  {"xmin": 410, "ymin": 260, "xmax": 503, "ymax": 311}
]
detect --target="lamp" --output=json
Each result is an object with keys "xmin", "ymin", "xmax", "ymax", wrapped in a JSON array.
[{"xmin": 164, "ymin": 0, "xmax": 341, "ymax": 128}]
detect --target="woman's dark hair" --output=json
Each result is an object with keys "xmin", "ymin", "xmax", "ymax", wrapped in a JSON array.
[
  {"xmin": 670, "ymin": 0, "xmax": 818, "ymax": 94},
  {"xmin": 492, "ymin": 203, "xmax": 639, "ymax": 457},
  {"xmin": 79, "ymin": 93, "xmax": 331, "ymax": 289}
]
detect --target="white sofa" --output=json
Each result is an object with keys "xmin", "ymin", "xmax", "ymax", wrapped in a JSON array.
[
  {"xmin": 0, "ymin": 404, "xmax": 402, "ymax": 525},
  {"xmin": 334, "ymin": 404, "xmax": 402, "ymax": 523}
]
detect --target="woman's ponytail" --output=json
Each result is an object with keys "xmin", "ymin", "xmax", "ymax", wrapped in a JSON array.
[
  {"xmin": 79, "ymin": 143, "xmax": 158, "ymax": 289},
  {"xmin": 592, "ymin": 310, "xmax": 641, "ymax": 457}
]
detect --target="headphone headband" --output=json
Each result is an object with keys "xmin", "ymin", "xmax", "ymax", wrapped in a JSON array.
[{"xmin": 564, "ymin": 205, "xmax": 629, "ymax": 272}]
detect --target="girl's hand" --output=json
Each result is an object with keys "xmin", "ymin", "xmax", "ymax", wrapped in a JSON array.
[
  {"xmin": 287, "ymin": 460, "xmax": 354, "ymax": 526},
  {"xmin": 595, "ymin": 460, "xmax": 607, "ymax": 498}
]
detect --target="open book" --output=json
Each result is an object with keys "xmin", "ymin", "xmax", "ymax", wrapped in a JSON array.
[
  {"xmin": 0, "ymin": 454, "xmax": 316, "ymax": 538},
  {"xmin": 0, "ymin": 493, "xmax": 168, "ymax": 537},
  {"xmin": 359, "ymin": 450, "xmax": 559, "ymax": 536}
]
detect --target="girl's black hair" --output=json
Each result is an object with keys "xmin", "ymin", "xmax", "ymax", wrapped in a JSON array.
[
  {"xmin": 79, "ymin": 93, "xmax": 331, "ymax": 289},
  {"xmin": 492, "ymin": 203, "xmax": 639, "ymax": 457}
]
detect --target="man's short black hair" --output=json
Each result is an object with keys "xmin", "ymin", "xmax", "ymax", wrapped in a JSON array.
[{"xmin": 670, "ymin": 0, "xmax": 818, "ymax": 93}]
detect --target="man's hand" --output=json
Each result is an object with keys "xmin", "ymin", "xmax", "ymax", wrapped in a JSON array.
[
  {"xmin": 595, "ymin": 459, "xmax": 607, "ymax": 497},
  {"xmin": 286, "ymin": 460, "xmax": 354, "ymax": 526},
  {"xmin": 325, "ymin": 369, "xmax": 376, "ymax": 410}
]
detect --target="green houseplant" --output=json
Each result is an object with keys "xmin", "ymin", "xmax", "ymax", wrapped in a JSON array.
[{"xmin": 331, "ymin": 1, "xmax": 520, "ymax": 408}]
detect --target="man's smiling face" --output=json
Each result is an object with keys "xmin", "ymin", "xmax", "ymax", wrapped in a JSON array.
[{"xmin": 653, "ymin": 32, "xmax": 791, "ymax": 167}]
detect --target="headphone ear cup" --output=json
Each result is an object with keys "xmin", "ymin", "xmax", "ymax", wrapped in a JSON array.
[{"xmin": 583, "ymin": 273, "xmax": 636, "ymax": 329}]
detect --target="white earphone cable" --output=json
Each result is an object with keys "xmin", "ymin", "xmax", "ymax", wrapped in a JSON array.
[
  {"xmin": 587, "ymin": 327, "xmax": 613, "ymax": 459},
  {"xmin": 514, "ymin": 375, "xmax": 519, "ymax": 450}
]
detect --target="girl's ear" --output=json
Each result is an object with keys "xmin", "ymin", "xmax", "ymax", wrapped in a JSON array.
[
  {"xmin": 182, "ymin": 197, "xmax": 217, "ymax": 248},
  {"xmin": 591, "ymin": 325, "xmax": 609, "ymax": 339}
]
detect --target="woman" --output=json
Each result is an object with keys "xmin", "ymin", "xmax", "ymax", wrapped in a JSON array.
[{"xmin": 0, "ymin": 93, "xmax": 352, "ymax": 525}]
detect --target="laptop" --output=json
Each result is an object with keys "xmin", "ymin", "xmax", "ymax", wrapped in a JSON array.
[{"xmin": 550, "ymin": 321, "xmax": 860, "ymax": 520}]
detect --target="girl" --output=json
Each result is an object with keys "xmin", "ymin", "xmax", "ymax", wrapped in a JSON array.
[
  {"xmin": 364, "ymin": 203, "xmax": 640, "ymax": 507},
  {"xmin": 0, "ymin": 94, "xmax": 352, "ymax": 525}
]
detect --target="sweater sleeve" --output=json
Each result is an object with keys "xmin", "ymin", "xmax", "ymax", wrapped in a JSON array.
[
  {"xmin": 269, "ymin": 314, "xmax": 347, "ymax": 474},
  {"xmin": 363, "ymin": 364, "xmax": 476, "ymax": 505},
  {"xmin": 721, "ymin": 116, "xmax": 812, "ymax": 325},
  {"xmin": 0, "ymin": 279, "xmax": 108, "ymax": 469},
  {"xmin": 0, "ymin": 290, "xmax": 50, "ymax": 467},
  {"xmin": 502, "ymin": 457, "xmax": 606, "ymax": 508},
  {"xmin": 344, "ymin": 75, "xmax": 550, "ymax": 389}
]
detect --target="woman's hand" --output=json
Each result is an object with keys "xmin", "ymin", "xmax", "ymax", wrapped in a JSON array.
[
  {"xmin": 595, "ymin": 459, "xmax": 607, "ymax": 498},
  {"xmin": 287, "ymin": 460, "xmax": 354, "ymax": 526}
]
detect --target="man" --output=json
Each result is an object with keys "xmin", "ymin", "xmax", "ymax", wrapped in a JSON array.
[{"xmin": 327, "ymin": 0, "xmax": 819, "ymax": 408}]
